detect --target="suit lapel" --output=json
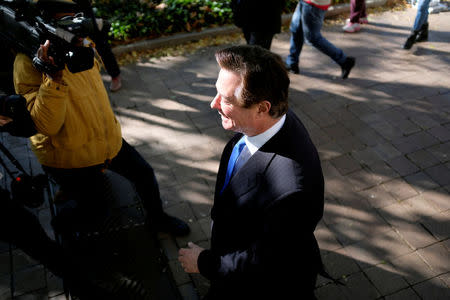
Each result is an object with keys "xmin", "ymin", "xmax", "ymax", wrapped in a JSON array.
[
  {"xmin": 215, "ymin": 134, "xmax": 242, "ymax": 199},
  {"xmin": 216, "ymin": 111, "xmax": 295, "ymax": 198},
  {"xmin": 227, "ymin": 150, "xmax": 275, "ymax": 197}
]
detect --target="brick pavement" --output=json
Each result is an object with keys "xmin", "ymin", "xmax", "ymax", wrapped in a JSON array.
[{"xmin": 1, "ymin": 6, "xmax": 449, "ymax": 300}]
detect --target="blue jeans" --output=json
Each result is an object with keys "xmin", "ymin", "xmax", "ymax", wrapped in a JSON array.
[
  {"xmin": 413, "ymin": 0, "xmax": 431, "ymax": 31},
  {"xmin": 286, "ymin": 1, "xmax": 346, "ymax": 67}
]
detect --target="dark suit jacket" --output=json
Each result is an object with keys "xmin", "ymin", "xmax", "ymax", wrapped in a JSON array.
[{"xmin": 198, "ymin": 110, "xmax": 324, "ymax": 300}]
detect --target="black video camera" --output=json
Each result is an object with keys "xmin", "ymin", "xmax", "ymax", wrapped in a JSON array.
[{"xmin": 0, "ymin": 0, "xmax": 99, "ymax": 74}]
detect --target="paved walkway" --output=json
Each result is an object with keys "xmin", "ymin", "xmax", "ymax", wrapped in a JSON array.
[{"xmin": 0, "ymin": 6, "xmax": 448, "ymax": 300}]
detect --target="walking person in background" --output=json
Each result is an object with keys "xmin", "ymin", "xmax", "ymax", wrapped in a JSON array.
[
  {"xmin": 343, "ymin": 0, "xmax": 369, "ymax": 33},
  {"xmin": 403, "ymin": 0, "xmax": 431, "ymax": 49},
  {"xmin": 285, "ymin": 0, "xmax": 356, "ymax": 79},
  {"xmin": 231, "ymin": 0, "xmax": 285, "ymax": 50},
  {"xmin": 93, "ymin": 21, "xmax": 123, "ymax": 92}
]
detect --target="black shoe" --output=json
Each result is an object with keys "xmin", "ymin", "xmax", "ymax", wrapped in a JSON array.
[
  {"xmin": 52, "ymin": 247, "xmax": 151, "ymax": 300},
  {"xmin": 154, "ymin": 213, "xmax": 190, "ymax": 236},
  {"xmin": 89, "ymin": 272, "xmax": 151, "ymax": 300},
  {"xmin": 403, "ymin": 32, "xmax": 418, "ymax": 49},
  {"xmin": 68, "ymin": 271, "xmax": 151, "ymax": 300},
  {"xmin": 416, "ymin": 22, "xmax": 428, "ymax": 42},
  {"xmin": 340, "ymin": 57, "xmax": 355, "ymax": 79},
  {"xmin": 286, "ymin": 64, "xmax": 299, "ymax": 74}
]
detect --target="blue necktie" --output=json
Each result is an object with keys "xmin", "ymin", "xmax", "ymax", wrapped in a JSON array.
[
  {"xmin": 232, "ymin": 145, "xmax": 250, "ymax": 177},
  {"xmin": 221, "ymin": 138, "xmax": 246, "ymax": 194}
]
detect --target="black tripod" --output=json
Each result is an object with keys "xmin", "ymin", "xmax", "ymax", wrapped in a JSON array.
[
  {"xmin": 0, "ymin": 139, "xmax": 66, "ymax": 299},
  {"xmin": 0, "ymin": 141, "xmax": 47, "ymax": 209}
]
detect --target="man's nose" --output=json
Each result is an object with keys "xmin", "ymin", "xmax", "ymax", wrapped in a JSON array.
[{"xmin": 210, "ymin": 94, "xmax": 220, "ymax": 109}]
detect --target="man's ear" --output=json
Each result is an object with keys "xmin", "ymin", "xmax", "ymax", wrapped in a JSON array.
[{"xmin": 258, "ymin": 101, "xmax": 271, "ymax": 114}]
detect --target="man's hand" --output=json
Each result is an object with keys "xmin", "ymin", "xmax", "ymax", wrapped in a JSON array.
[
  {"xmin": 178, "ymin": 242, "xmax": 204, "ymax": 273},
  {"xmin": 0, "ymin": 115, "xmax": 13, "ymax": 126},
  {"xmin": 37, "ymin": 40, "xmax": 63, "ymax": 82}
]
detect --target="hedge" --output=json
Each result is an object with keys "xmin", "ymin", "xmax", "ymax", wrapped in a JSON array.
[{"xmin": 93, "ymin": 0, "xmax": 349, "ymax": 43}]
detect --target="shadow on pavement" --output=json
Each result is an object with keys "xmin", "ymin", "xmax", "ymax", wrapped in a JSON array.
[
  {"xmin": 1, "ymin": 7, "xmax": 448, "ymax": 299},
  {"xmin": 49, "ymin": 170, "xmax": 182, "ymax": 300},
  {"xmin": 106, "ymin": 30, "xmax": 449, "ymax": 298}
]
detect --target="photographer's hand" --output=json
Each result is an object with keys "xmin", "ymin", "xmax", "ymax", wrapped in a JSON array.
[
  {"xmin": 0, "ymin": 115, "xmax": 13, "ymax": 126},
  {"xmin": 37, "ymin": 40, "xmax": 63, "ymax": 83}
]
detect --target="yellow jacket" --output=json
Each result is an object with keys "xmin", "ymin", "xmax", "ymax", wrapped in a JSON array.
[{"xmin": 13, "ymin": 53, "xmax": 122, "ymax": 168}]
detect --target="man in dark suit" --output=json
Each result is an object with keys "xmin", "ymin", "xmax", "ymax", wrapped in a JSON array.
[{"xmin": 178, "ymin": 45, "xmax": 324, "ymax": 300}]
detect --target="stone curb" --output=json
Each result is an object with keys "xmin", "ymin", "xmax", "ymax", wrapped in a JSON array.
[{"xmin": 112, "ymin": 0, "xmax": 387, "ymax": 56}]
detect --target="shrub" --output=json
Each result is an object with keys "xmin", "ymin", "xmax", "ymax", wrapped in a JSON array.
[{"xmin": 93, "ymin": 0, "xmax": 233, "ymax": 42}]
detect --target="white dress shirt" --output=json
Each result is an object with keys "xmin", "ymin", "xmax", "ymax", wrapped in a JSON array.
[{"xmin": 244, "ymin": 114, "xmax": 286, "ymax": 155}]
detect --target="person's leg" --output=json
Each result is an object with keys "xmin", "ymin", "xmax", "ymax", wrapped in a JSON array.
[
  {"xmin": 108, "ymin": 139, "xmax": 190, "ymax": 236},
  {"xmin": 349, "ymin": 0, "xmax": 360, "ymax": 23},
  {"xmin": 360, "ymin": 0, "xmax": 367, "ymax": 19},
  {"xmin": 344, "ymin": 0, "xmax": 366, "ymax": 32},
  {"xmin": 286, "ymin": 2, "xmax": 304, "ymax": 72},
  {"xmin": 413, "ymin": 0, "xmax": 431, "ymax": 31},
  {"xmin": 93, "ymin": 27, "xmax": 121, "ymax": 79},
  {"xmin": 92, "ymin": 25, "xmax": 122, "ymax": 92},
  {"xmin": 302, "ymin": 3, "xmax": 347, "ymax": 65},
  {"xmin": 303, "ymin": 3, "xmax": 355, "ymax": 79},
  {"xmin": 415, "ymin": 21, "xmax": 429, "ymax": 42},
  {"xmin": 246, "ymin": 31, "xmax": 274, "ymax": 50},
  {"xmin": 404, "ymin": 0, "xmax": 431, "ymax": 49},
  {"xmin": 43, "ymin": 165, "xmax": 109, "ymax": 236},
  {"xmin": 108, "ymin": 139, "xmax": 164, "ymax": 218},
  {"xmin": 95, "ymin": 39, "xmax": 121, "ymax": 79},
  {"xmin": 243, "ymin": 28, "xmax": 252, "ymax": 45}
]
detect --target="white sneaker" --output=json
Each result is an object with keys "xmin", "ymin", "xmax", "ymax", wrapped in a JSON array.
[
  {"xmin": 110, "ymin": 76, "xmax": 122, "ymax": 92},
  {"xmin": 359, "ymin": 17, "xmax": 369, "ymax": 24},
  {"xmin": 345, "ymin": 18, "xmax": 369, "ymax": 25},
  {"xmin": 343, "ymin": 22, "xmax": 361, "ymax": 33}
]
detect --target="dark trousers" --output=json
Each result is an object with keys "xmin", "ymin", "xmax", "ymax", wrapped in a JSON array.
[
  {"xmin": 349, "ymin": 0, "xmax": 367, "ymax": 23},
  {"xmin": 204, "ymin": 274, "xmax": 318, "ymax": 300},
  {"xmin": 92, "ymin": 29, "xmax": 121, "ymax": 78},
  {"xmin": 43, "ymin": 139, "xmax": 164, "ymax": 226},
  {"xmin": 242, "ymin": 29, "xmax": 275, "ymax": 50}
]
